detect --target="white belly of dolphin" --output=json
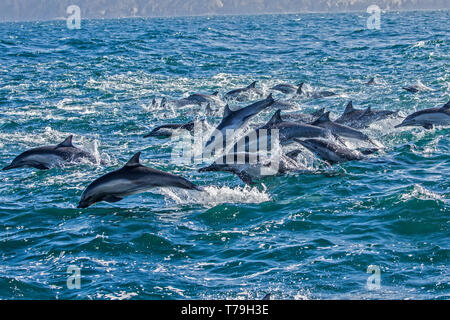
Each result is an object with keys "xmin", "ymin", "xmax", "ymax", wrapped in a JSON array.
[
  {"xmin": 23, "ymin": 154, "xmax": 64, "ymax": 167},
  {"xmin": 92, "ymin": 179, "xmax": 152, "ymax": 197}
]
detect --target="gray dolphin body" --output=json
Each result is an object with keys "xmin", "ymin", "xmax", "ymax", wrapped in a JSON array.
[
  {"xmin": 198, "ymin": 151, "xmax": 302, "ymax": 184},
  {"xmin": 295, "ymin": 138, "xmax": 364, "ymax": 164},
  {"xmin": 282, "ymin": 108, "xmax": 326, "ymax": 123},
  {"xmin": 2, "ymin": 136, "xmax": 98, "ymax": 171},
  {"xmin": 271, "ymin": 99, "xmax": 295, "ymax": 110},
  {"xmin": 184, "ymin": 91, "xmax": 223, "ymax": 105},
  {"xmin": 224, "ymin": 81, "xmax": 264, "ymax": 101},
  {"xmin": 205, "ymin": 94, "xmax": 275, "ymax": 148},
  {"xmin": 395, "ymin": 100, "xmax": 450, "ymax": 129},
  {"xmin": 335, "ymin": 101, "xmax": 398, "ymax": 129},
  {"xmin": 310, "ymin": 111, "xmax": 377, "ymax": 145},
  {"xmin": 271, "ymin": 83, "xmax": 302, "ymax": 94},
  {"xmin": 78, "ymin": 152, "xmax": 200, "ymax": 208},
  {"xmin": 296, "ymin": 82, "xmax": 336, "ymax": 99},
  {"xmin": 258, "ymin": 110, "xmax": 335, "ymax": 145},
  {"xmin": 144, "ymin": 121, "xmax": 195, "ymax": 138}
]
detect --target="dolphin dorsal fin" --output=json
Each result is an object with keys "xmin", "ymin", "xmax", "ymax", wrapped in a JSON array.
[
  {"xmin": 267, "ymin": 93, "xmax": 273, "ymax": 100},
  {"xmin": 363, "ymin": 106, "xmax": 373, "ymax": 115},
  {"xmin": 442, "ymin": 100, "xmax": 450, "ymax": 109},
  {"xmin": 296, "ymin": 82, "xmax": 304, "ymax": 94},
  {"xmin": 312, "ymin": 111, "xmax": 331, "ymax": 124},
  {"xmin": 266, "ymin": 109, "xmax": 283, "ymax": 126},
  {"xmin": 57, "ymin": 135, "xmax": 74, "ymax": 148},
  {"xmin": 212, "ymin": 91, "xmax": 219, "ymax": 96},
  {"xmin": 343, "ymin": 101, "xmax": 354, "ymax": 114},
  {"xmin": 223, "ymin": 104, "xmax": 233, "ymax": 118},
  {"xmin": 247, "ymin": 81, "xmax": 257, "ymax": 89},
  {"xmin": 125, "ymin": 152, "xmax": 141, "ymax": 167}
]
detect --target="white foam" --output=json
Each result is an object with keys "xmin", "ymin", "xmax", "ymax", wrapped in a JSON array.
[
  {"xmin": 400, "ymin": 184, "xmax": 444, "ymax": 202},
  {"xmin": 159, "ymin": 184, "xmax": 271, "ymax": 207}
]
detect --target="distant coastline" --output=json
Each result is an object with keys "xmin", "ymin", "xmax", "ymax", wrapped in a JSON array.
[{"xmin": 1, "ymin": 0, "xmax": 449, "ymax": 22}]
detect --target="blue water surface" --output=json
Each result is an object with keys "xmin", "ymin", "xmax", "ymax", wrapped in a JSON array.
[{"xmin": 0, "ymin": 11, "xmax": 448, "ymax": 299}]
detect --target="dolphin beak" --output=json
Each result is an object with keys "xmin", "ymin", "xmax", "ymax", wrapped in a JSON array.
[
  {"xmin": 77, "ymin": 202, "xmax": 89, "ymax": 209},
  {"xmin": 2, "ymin": 164, "xmax": 16, "ymax": 171}
]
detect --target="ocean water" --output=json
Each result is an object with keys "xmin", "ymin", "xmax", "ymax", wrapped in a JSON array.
[{"xmin": 0, "ymin": 11, "xmax": 449, "ymax": 300}]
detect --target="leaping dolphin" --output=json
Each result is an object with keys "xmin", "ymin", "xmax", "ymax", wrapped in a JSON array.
[
  {"xmin": 184, "ymin": 91, "xmax": 224, "ymax": 105},
  {"xmin": 144, "ymin": 121, "xmax": 195, "ymax": 138},
  {"xmin": 295, "ymin": 138, "xmax": 364, "ymax": 164},
  {"xmin": 224, "ymin": 81, "xmax": 264, "ymax": 101},
  {"xmin": 296, "ymin": 82, "xmax": 336, "ymax": 99},
  {"xmin": 271, "ymin": 83, "xmax": 303, "ymax": 94},
  {"xmin": 310, "ymin": 111, "xmax": 379, "ymax": 146},
  {"xmin": 2, "ymin": 135, "xmax": 99, "ymax": 171},
  {"xmin": 258, "ymin": 109, "xmax": 337, "ymax": 145},
  {"xmin": 204, "ymin": 94, "xmax": 275, "ymax": 148},
  {"xmin": 395, "ymin": 100, "xmax": 450, "ymax": 129},
  {"xmin": 335, "ymin": 101, "xmax": 398, "ymax": 129},
  {"xmin": 77, "ymin": 152, "xmax": 201, "ymax": 208}
]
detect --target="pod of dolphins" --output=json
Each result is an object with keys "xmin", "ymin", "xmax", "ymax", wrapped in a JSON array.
[{"xmin": 3, "ymin": 80, "xmax": 449, "ymax": 208}]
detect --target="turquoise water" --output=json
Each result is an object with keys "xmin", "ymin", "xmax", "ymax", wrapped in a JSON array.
[{"xmin": 0, "ymin": 11, "xmax": 449, "ymax": 299}]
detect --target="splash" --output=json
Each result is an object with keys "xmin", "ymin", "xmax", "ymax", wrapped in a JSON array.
[
  {"xmin": 159, "ymin": 184, "xmax": 271, "ymax": 207},
  {"xmin": 400, "ymin": 184, "xmax": 444, "ymax": 202}
]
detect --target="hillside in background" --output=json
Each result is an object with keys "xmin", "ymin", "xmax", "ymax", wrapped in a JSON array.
[{"xmin": 1, "ymin": 0, "xmax": 449, "ymax": 21}]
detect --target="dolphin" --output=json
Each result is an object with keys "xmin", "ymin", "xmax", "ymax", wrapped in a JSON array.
[
  {"xmin": 395, "ymin": 100, "xmax": 450, "ymax": 129},
  {"xmin": 144, "ymin": 121, "xmax": 195, "ymax": 138},
  {"xmin": 2, "ymin": 135, "xmax": 98, "ymax": 171},
  {"xmin": 204, "ymin": 94, "xmax": 275, "ymax": 148},
  {"xmin": 335, "ymin": 101, "xmax": 398, "ymax": 129},
  {"xmin": 77, "ymin": 152, "xmax": 201, "ymax": 208},
  {"xmin": 271, "ymin": 99, "xmax": 295, "ymax": 110},
  {"xmin": 198, "ymin": 151, "xmax": 302, "ymax": 185},
  {"xmin": 257, "ymin": 109, "xmax": 337, "ymax": 145},
  {"xmin": 310, "ymin": 111, "xmax": 378, "ymax": 146},
  {"xmin": 365, "ymin": 77, "xmax": 376, "ymax": 85},
  {"xmin": 402, "ymin": 81, "xmax": 433, "ymax": 93},
  {"xmin": 297, "ymin": 82, "xmax": 336, "ymax": 99},
  {"xmin": 294, "ymin": 138, "xmax": 364, "ymax": 164},
  {"xmin": 184, "ymin": 91, "xmax": 223, "ymax": 105},
  {"xmin": 271, "ymin": 83, "xmax": 302, "ymax": 94},
  {"xmin": 282, "ymin": 108, "xmax": 326, "ymax": 123},
  {"xmin": 224, "ymin": 81, "xmax": 264, "ymax": 101}
]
